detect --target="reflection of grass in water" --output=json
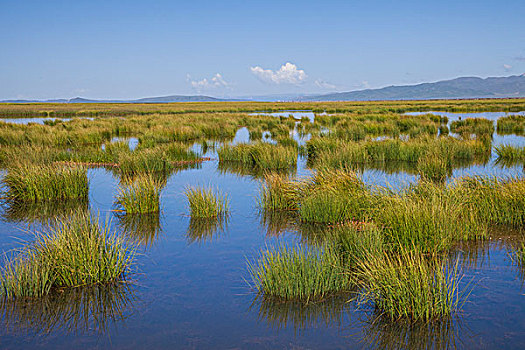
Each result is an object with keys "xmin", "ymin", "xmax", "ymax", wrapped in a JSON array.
[
  {"xmin": 1, "ymin": 199, "xmax": 89, "ymax": 224},
  {"xmin": 186, "ymin": 216, "xmax": 228, "ymax": 244},
  {"xmin": 359, "ymin": 313, "xmax": 461, "ymax": 350},
  {"xmin": 115, "ymin": 212, "xmax": 162, "ymax": 247},
  {"xmin": 217, "ymin": 161, "xmax": 295, "ymax": 179},
  {"xmin": 1, "ymin": 283, "xmax": 135, "ymax": 336},
  {"xmin": 259, "ymin": 211, "xmax": 295, "ymax": 237},
  {"xmin": 251, "ymin": 293, "xmax": 353, "ymax": 334}
]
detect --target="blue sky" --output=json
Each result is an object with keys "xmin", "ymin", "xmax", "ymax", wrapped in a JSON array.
[{"xmin": 1, "ymin": 0, "xmax": 524, "ymax": 99}]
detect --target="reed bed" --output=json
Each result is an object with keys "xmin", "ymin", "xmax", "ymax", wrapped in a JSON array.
[
  {"xmin": 0, "ymin": 212, "xmax": 135, "ymax": 299},
  {"xmin": 185, "ymin": 186, "xmax": 229, "ymax": 219},
  {"xmin": 307, "ymin": 136, "xmax": 489, "ymax": 170},
  {"xmin": 115, "ymin": 175, "xmax": 162, "ymax": 214},
  {"xmin": 2, "ymin": 164, "xmax": 88, "ymax": 203}
]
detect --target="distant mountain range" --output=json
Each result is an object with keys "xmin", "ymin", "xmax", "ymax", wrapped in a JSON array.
[
  {"xmin": 1, "ymin": 95, "xmax": 244, "ymax": 103},
  {"xmin": 300, "ymin": 74, "xmax": 525, "ymax": 101},
  {"xmin": 2, "ymin": 74, "xmax": 525, "ymax": 103}
]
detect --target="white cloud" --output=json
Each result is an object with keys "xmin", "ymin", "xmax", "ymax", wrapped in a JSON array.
[
  {"xmin": 503, "ymin": 64, "xmax": 512, "ymax": 71},
  {"xmin": 187, "ymin": 73, "xmax": 231, "ymax": 91},
  {"xmin": 250, "ymin": 62, "xmax": 307, "ymax": 85},
  {"xmin": 314, "ymin": 79, "xmax": 337, "ymax": 90}
]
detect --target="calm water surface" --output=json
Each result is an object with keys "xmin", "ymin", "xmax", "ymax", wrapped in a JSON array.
[{"xmin": 0, "ymin": 111, "xmax": 524, "ymax": 348}]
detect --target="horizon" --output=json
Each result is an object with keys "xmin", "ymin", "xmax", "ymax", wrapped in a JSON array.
[
  {"xmin": 1, "ymin": 0, "xmax": 525, "ymax": 100},
  {"xmin": 3, "ymin": 73, "xmax": 525, "ymax": 102}
]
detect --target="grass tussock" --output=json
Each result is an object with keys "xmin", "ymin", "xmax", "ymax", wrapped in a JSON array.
[
  {"xmin": 497, "ymin": 114, "xmax": 525, "ymax": 135},
  {"xmin": 454, "ymin": 176, "xmax": 525, "ymax": 226},
  {"xmin": 218, "ymin": 142, "xmax": 297, "ymax": 170},
  {"xmin": 354, "ymin": 249, "xmax": 464, "ymax": 322},
  {"xmin": 2, "ymin": 164, "xmax": 88, "ymax": 203},
  {"xmin": 115, "ymin": 174, "xmax": 162, "ymax": 214},
  {"xmin": 494, "ymin": 144, "xmax": 525, "ymax": 163},
  {"xmin": 248, "ymin": 245, "xmax": 352, "ymax": 302},
  {"xmin": 0, "ymin": 212, "xmax": 135, "ymax": 299},
  {"xmin": 185, "ymin": 186, "xmax": 229, "ymax": 219},
  {"xmin": 377, "ymin": 181, "xmax": 487, "ymax": 252}
]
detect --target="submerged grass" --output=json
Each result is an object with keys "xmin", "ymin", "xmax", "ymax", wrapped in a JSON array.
[{"xmin": 0, "ymin": 211, "xmax": 135, "ymax": 299}]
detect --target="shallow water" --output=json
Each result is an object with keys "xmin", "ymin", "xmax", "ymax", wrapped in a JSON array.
[
  {"xmin": 0, "ymin": 117, "xmax": 95, "ymax": 125},
  {"xmin": 0, "ymin": 112, "xmax": 524, "ymax": 348}
]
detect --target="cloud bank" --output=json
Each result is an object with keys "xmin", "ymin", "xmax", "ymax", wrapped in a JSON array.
[
  {"xmin": 187, "ymin": 73, "xmax": 231, "ymax": 91},
  {"xmin": 250, "ymin": 62, "xmax": 307, "ymax": 85}
]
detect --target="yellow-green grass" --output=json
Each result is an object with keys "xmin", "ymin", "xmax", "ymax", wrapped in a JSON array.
[
  {"xmin": 248, "ymin": 245, "xmax": 352, "ymax": 302},
  {"xmin": 376, "ymin": 181, "xmax": 487, "ymax": 253},
  {"xmin": 115, "ymin": 174, "xmax": 162, "ymax": 214},
  {"xmin": 497, "ymin": 114, "xmax": 525, "ymax": 135},
  {"xmin": 494, "ymin": 144, "xmax": 525, "ymax": 163},
  {"xmin": 2, "ymin": 164, "xmax": 88, "ymax": 203},
  {"xmin": 450, "ymin": 118, "xmax": 494, "ymax": 136},
  {"xmin": 417, "ymin": 155, "xmax": 451, "ymax": 182},
  {"xmin": 354, "ymin": 249, "xmax": 465, "ymax": 322},
  {"xmin": 0, "ymin": 212, "xmax": 135, "ymax": 299},
  {"xmin": 218, "ymin": 142, "xmax": 297, "ymax": 170},
  {"xmin": 453, "ymin": 176, "xmax": 525, "ymax": 226},
  {"xmin": 185, "ymin": 186, "xmax": 229, "ymax": 219}
]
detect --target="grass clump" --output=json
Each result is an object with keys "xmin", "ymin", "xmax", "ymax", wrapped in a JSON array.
[
  {"xmin": 417, "ymin": 155, "xmax": 451, "ymax": 182},
  {"xmin": 494, "ymin": 144, "xmax": 525, "ymax": 163},
  {"xmin": 377, "ymin": 182, "xmax": 486, "ymax": 253},
  {"xmin": 185, "ymin": 186, "xmax": 229, "ymax": 219},
  {"xmin": 497, "ymin": 114, "xmax": 525, "ymax": 135},
  {"xmin": 115, "ymin": 175, "xmax": 162, "ymax": 214},
  {"xmin": 454, "ymin": 176, "xmax": 525, "ymax": 226},
  {"xmin": 0, "ymin": 211, "xmax": 135, "ymax": 299},
  {"xmin": 258, "ymin": 173, "xmax": 300, "ymax": 211},
  {"xmin": 298, "ymin": 170, "xmax": 373, "ymax": 224},
  {"xmin": 450, "ymin": 118, "xmax": 494, "ymax": 137},
  {"xmin": 249, "ymin": 245, "xmax": 352, "ymax": 302},
  {"xmin": 218, "ymin": 142, "xmax": 297, "ymax": 170},
  {"xmin": 2, "ymin": 164, "xmax": 88, "ymax": 203},
  {"xmin": 354, "ymin": 249, "xmax": 464, "ymax": 322}
]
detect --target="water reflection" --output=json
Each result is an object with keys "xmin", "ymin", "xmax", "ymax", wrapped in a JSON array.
[
  {"xmin": 1, "ymin": 200, "xmax": 89, "ymax": 224},
  {"xmin": 357, "ymin": 314, "xmax": 462, "ymax": 350},
  {"xmin": 217, "ymin": 161, "xmax": 296, "ymax": 179},
  {"xmin": 0, "ymin": 283, "xmax": 135, "ymax": 337},
  {"xmin": 186, "ymin": 216, "xmax": 229, "ymax": 244},
  {"xmin": 252, "ymin": 294, "xmax": 353, "ymax": 334},
  {"xmin": 115, "ymin": 212, "xmax": 163, "ymax": 247}
]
